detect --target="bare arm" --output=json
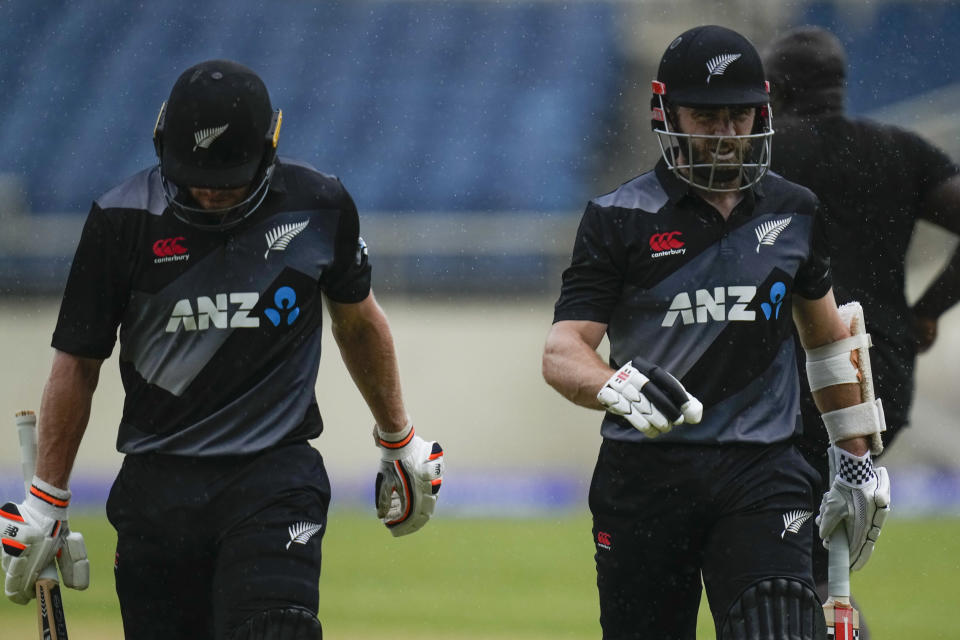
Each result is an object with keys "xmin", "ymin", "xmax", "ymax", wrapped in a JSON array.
[
  {"xmin": 327, "ymin": 291, "xmax": 408, "ymax": 434},
  {"xmin": 793, "ymin": 289, "xmax": 869, "ymax": 456},
  {"xmin": 541, "ymin": 319, "xmax": 611, "ymax": 410},
  {"xmin": 35, "ymin": 350, "xmax": 103, "ymax": 488}
]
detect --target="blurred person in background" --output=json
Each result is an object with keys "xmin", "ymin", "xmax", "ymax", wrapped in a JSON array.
[
  {"xmin": 543, "ymin": 24, "xmax": 889, "ymax": 640},
  {"xmin": 764, "ymin": 25, "xmax": 960, "ymax": 638},
  {"xmin": 1, "ymin": 59, "xmax": 443, "ymax": 639}
]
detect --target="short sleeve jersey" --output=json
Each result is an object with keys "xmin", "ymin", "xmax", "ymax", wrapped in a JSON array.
[
  {"xmin": 554, "ymin": 160, "xmax": 831, "ymax": 445},
  {"xmin": 52, "ymin": 159, "xmax": 371, "ymax": 456},
  {"xmin": 772, "ymin": 114, "xmax": 960, "ymax": 430}
]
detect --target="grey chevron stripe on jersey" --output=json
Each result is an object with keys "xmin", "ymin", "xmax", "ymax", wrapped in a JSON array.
[
  {"xmin": 119, "ymin": 251, "xmax": 283, "ymax": 396},
  {"xmin": 593, "ymin": 172, "xmax": 669, "ymax": 212},
  {"xmin": 96, "ymin": 166, "xmax": 168, "ymax": 215},
  {"xmin": 119, "ymin": 329, "xmax": 324, "ymax": 455}
]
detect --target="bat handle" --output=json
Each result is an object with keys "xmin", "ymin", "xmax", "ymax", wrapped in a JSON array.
[
  {"xmin": 15, "ymin": 411, "xmax": 61, "ymax": 585},
  {"xmin": 825, "ymin": 443, "xmax": 851, "ymax": 602},
  {"xmin": 827, "ymin": 521, "xmax": 851, "ymax": 601},
  {"xmin": 16, "ymin": 410, "xmax": 39, "ymax": 495}
]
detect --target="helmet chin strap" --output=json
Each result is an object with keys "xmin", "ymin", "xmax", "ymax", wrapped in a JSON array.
[{"xmin": 161, "ymin": 163, "xmax": 275, "ymax": 230}]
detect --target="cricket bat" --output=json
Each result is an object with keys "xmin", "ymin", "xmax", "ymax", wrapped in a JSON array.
[
  {"xmin": 15, "ymin": 410, "xmax": 69, "ymax": 640},
  {"xmin": 823, "ymin": 302, "xmax": 871, "ymax": 639}
]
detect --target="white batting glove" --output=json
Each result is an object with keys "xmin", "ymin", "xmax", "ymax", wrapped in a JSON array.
[
  {"xmin": 817, "ymin": 445, "xmax": 891, "ymax": 571},
  {"xmin": 1, "ymin": 477, "xmax": 74, "ymax": 604},
  {"xmin": 597, "ymin": 360, "xmax": 703, "ymax": 438},
  {"xmin": 375, "ymin": 422, "xmax": 444, "ymax": 537}
]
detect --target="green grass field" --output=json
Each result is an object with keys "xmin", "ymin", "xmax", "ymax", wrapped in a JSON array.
[{"xmin": 2, "ymin": 511, "xmax": 958, "ymax": 639}]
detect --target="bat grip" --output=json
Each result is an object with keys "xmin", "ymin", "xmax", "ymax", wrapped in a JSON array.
[
  {"xmin": 827, "ymin": 521, "xmax": 851, "ymax": 599},
  {"xmin": 825, "ymin": 444, "xmax": 851, "ymax": 601},
  {"xmin": 16, "ymin": 411, "xmax": 38, "ymax": 495}
]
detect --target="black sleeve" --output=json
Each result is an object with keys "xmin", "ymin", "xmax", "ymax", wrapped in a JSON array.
[
  {"xmin": 51, "ymin": 204, "xmax": 131, "ymax": 359},
  {"xmin": 321, "ymin": 180, "xmax": 372, "ymax": 303},
  {"xmin": 794, "ymin": 203, "xmax": 833, "ymax": 300},
  {"xmin": 552, "ymin": 202, "xmax": 625, "ymax": 324}
]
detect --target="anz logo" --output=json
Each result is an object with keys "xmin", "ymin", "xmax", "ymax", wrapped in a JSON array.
[
  {"xmin": 165, "ymin": 286, "xmax": 301, "ymax": 332},
  {"xmin": 661, "ymin": 282, "xmax": 787, "ymax": 327}
]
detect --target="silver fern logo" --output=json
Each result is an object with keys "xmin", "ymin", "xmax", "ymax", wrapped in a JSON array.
[
  {"xmin": 193, "ymin": 124, "xmax": 230, "ymax": 151},
  {"xmin": 286, "ymin": 521, "xmax": 324, "ymax": 549},
  {"xmin": 781, "ymin": 509, "xmax": 813, "ymax": 538},
  {"xmin": 264, "ymin": 220, "xmax": 309, "ymax": 259},
  {"xmin": 705, "ymin": 53, "xmax": 741, "ymax": 83},
  {"xmin": 755, "ymin": 216, "xmax": 792, "ymax": 253}
]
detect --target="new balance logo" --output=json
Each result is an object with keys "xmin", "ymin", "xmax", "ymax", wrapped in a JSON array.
[
  {"xmin": 781, "ymin": 510, "xmax": 813, "ymax": 538},
  {"xmin": 193, "ymin": 124, "xmax": 229, "ymax": 151},
  {"xmin": 264, "ymin": 220, "xmax": 309, "ymax": 259},
  {"xmin": 3, "ymin": 525, "xmax": 18, "ymax": 537},
  {"xmin": 649, "ymin": 231, "xmax": 686, "ymax": 258},
  {"xmin": 755, "ymin": 217, "xmax": 792, "ymax": 252},
  {"xmin": 662, "ymin": 286, "xmax": 757, "ymax": 327},
  {"xmin": 706, "ymin": 53, "xmax": 741, "ymax": 84},
  {"xmin": 286, "ymin": 521, "xmax": 324, "ymax": 549}
]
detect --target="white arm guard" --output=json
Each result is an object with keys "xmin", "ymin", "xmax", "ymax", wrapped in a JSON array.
[{"xmin": 804, "ymin": 301, "xmax": 886, "ymax": 455}]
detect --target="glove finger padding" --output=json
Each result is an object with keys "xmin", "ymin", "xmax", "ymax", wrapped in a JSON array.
[
  {"xmin": 816, "ymin": 446, "xmax": 891, "ymax": 571},
  {"xmin": 597, "ymin": 360, "xmax": 703, "ymax": 437},
  {"xmin": 57, "ymin": 529, "xmax": 90, "ymax": 590},
  {"xmin": 375, "ymin": 424, "xmax": 444, "ymax": 537}
]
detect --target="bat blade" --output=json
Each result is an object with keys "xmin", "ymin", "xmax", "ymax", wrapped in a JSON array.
[
  {"xmin": 15, "ymin": 410, "xmax": 69, "ymax": 639},
  {"xmin": 37, "ymin": 577, "xmax": 69, "ymax": 640}
]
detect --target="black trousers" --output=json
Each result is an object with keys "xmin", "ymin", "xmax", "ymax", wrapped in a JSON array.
[
  {"xmin": 589, "ymin": 439, "xmax": 820, "ymax": 640},
  {"xmin": 106, "ymin": 442, "xmax": 330, "ymax": 639}
]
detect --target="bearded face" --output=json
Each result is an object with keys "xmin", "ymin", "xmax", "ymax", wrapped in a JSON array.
[{"xmin": 674, "ymin": 105, "xmax": 756, "ymax": 189}]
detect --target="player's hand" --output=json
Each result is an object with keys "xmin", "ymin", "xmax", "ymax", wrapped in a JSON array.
[
  {"xmin": 374, "ymin": 422, "xmax": 444, "ymax": 537},
  {"xmin": 597, "ymin": 359, "xmax": 703, "ymax": 437},
  {"xmin": 1, "ymin": 478, "xmax": 73, "ymax": 604},
  {"xmin": 817, "ymin": 446, "xmax": 891, "ymax": 571},
  {"xmin": 911, "ymin": 313, "xmax": 937, "ymax": 353}
]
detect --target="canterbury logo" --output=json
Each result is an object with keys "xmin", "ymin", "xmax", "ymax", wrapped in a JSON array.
[
  {"xmin": 781, "ymin": 510, "xmax": 813, "ymax": 538},
  {"xmin": 649, "ymin": 231, "xmax": 684, "ymax": 252},
  {"xmin": 596, "ymin": 531, "xmax": 612, "ymax": 550},
  {"xmin": 286, "ymin": 521, "xmax": 324, "ymax": 549},
  {"xmin": 755, "ymin": 217, "xmax": 792, "ymax": 252},
  {"xmin": 152, "ymin": 236, "xmax": 187, "ymax": 258},
  {"xmin": 193, "ymin": 124, "xmax": 229, "ymax": 151},
  {"xmin": 265, "ymin": 220, "xmax": 309, "ymax": 259},
  {"xmin": 706, "ymin": 53, "xmax": 741, "ymax": 83}
]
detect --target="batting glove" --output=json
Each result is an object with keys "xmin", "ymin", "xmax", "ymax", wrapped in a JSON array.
[
  {"xmin": 817, "ymin": 445, "xmax": 891, "ymax": 571},
  {"xmin": 374, "ymin": 421, "xmax": 444, "ymax": 537},
  {"xmin": 1, "ymin": 477, "xmax": 87, "ymax": 604},
  {"xmin": 597, "ymin": 360, "xmax": 703, "ymax": 438}
]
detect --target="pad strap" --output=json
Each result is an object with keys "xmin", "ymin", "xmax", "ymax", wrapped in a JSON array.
[
  {"xmin": 822, "ymin": 398, "xmax": 886, "ymax": 455},
  {"xmin": 804, "ymin": 333, "xmax": 871, "ymax": 392}
]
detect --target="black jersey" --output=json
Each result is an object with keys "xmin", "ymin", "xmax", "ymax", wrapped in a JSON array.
[
  {"xmin": 52, "ymin": 159, "xmax": 371, "ymax": 456},
  {"xmin": 772, "ymin": 113, "xmax": 960, "ymax": 435},
  {"xmin": 554, "ymin": 160, "xmax": 831, "ymax": 445}
]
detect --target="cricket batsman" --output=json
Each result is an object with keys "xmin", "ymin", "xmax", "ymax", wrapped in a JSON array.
[
  {"xmin": 1, "ymin": 59, "xmax": 444, "ymax": 638},
  {"xmin": 542, "ymin": 25, "xmax": 890, "ymax": 639}
]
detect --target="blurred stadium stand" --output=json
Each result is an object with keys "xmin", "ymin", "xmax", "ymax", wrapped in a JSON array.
[{"xmin": 0, "ymin": 1, "xmax": 625, "ymax": 293}]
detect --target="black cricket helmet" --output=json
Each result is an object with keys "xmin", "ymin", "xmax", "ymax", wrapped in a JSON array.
[
  {"xmin": 153, "ymin": 59, "xmax": 282, "ymax": 229},
  {"xmin": 650, "ymin": 25, "xmax": 773, "ymax": 192}
]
